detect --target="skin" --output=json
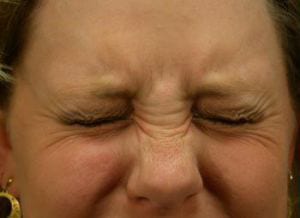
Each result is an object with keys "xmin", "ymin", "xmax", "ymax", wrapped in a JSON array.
[{"xmin": 0, "ymin": 0, "xmax": 298, "ymax": 217}]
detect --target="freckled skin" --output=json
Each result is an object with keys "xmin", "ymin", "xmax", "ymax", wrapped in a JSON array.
[{"xmin": 0, "ymin": 0, "xmax": 297, "ymax": 217}]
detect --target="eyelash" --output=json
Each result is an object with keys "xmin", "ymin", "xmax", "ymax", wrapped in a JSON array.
[
  {"xmin": 68, "ymin": 115, "xmax": 252, "ymax": 129},
  {"xmin": 192, "ymin": 111, "xmax": 255, "ymax": 126},
  {"xmin": 62, "ymin": 110, "xmax": 255, "ymax": 128},
  {"xmin": 63, "ymin": 115, "xmax": 130, "ymax": 128}
]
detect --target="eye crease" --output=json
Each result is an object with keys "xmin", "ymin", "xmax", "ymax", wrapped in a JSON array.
[
  {"xmin": 59, "ymin": 107, "xmax": 259, "ymax": 129},
  {"xmin": 191, "ymin": 106, "xmax": 261, "ymax": 127},
  {"xmin": 57, "ymin": 103, "xmax": 133, "ymax": 128},
  {"xmin": 62, "ymin": 115, "xmax": 132, "ymax": 128},
  {"xmin": 193, "ymin": 112, "xmax": 255, "ymax": 126}
]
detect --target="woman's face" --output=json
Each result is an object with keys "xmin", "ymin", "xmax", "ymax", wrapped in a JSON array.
[{"xmin": 1, "ymin": 0, "xmax": 298, "ymax": 217}]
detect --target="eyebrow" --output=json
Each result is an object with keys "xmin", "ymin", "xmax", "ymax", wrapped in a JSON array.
[
  {"xmin": 91, "ymin": 88, "xmax": 135, "ymax": 99},
  {"xmin": 188, "ymin": 83, "xmax": 240, "ymax": 99},
  {"xmin": 56, "ymin": 98, "xmax": 133, "ymax": 124},
  {"xmin": 85, "ymin": 80, "xmax": 137, "ymax": 100},
  {"xmin": 88, "ymin": 82, "xmax": 247, "ymax": 104}
]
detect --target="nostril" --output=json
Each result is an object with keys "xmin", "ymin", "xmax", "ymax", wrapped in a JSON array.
[
  {"xmin": 136, "ymin": 196, "xmax": 149, "ymax": 202},
  {"xmin": 130, "ymin": 195, "xmax": 151, "ymax": 205},
  {"xmin": 127, "ymin": 170, "xmax": 202, "ymax": 207}
]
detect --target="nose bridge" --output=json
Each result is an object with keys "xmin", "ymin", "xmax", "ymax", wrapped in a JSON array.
[
  {"xmin": 132, "ymin": 78, "xmax": 192, "ymax": 138},
  {"xmin": 126, "ymin": 76, "xmax": 203, "ymax": 207},
  {"xmin": 127, "ymin": 135, "xmax": 202, "ymax": 207}
]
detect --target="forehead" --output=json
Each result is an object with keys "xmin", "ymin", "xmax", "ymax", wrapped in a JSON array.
[{"xmin": 20, "ymin": 0, "xmax": 283, "ymax": 95}]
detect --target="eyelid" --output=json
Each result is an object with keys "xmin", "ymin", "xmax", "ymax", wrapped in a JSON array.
[
  {"xmin": 58, "ymin": 105, "xmax": 133, "ymax": 128},
  {"xmin": 195, "ymin": 114, "xmax": 254, "ymax": 126},
  {"xmin": 63, "ymin": 115, "xmax": 132, "ymax": 128},
  {"xmin": 191, "ymin": 108, "xmax": 259, "ymax": 127}
]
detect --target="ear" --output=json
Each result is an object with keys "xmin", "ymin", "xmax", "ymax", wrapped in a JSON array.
[{"xmin": 0, "ymin": 111, "xmax": 17, "ymax": 193}]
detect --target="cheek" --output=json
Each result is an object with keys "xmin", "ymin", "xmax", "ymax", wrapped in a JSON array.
[
  {"xmin": 14, "ymin": 137, "xmax": 127, "ymax": 217},
  {"xmin": 204, "ymin": 139, "xmax": 288, "ymax": 217}
]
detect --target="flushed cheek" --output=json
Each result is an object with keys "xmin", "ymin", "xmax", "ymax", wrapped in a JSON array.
[{"xmin": 18, "ymin": 138, "xmax": 127, "ymax": 217}]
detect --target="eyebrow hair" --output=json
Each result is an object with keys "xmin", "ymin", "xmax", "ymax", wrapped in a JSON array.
[
  {"xmin": 197, "ymin": 88, "xmax": 233, "ymax": 98},
  {"xmin": 82, "ymin": 79, "xmax": 137, "ymax": 100},
  {"xmin": 91, "ymin": 88, "xmax": 135, "ymax": 100},
  {"xmin": 89, "ymin": 81, "xmax": 244, "ymax": 103},
  {"xmin": 55, "ymin": 96, "xmax": 133, "ymax": 125},
  {"xmin": 59, "ymin": 102, "xmax": 132, "ymax": 119},
  {"xmin": 188, "ymin": 83, "xmax": 239, "ymax": 100}
]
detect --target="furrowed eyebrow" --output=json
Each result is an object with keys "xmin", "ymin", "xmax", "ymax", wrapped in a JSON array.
[
  {"xmin": 191, "ymin": 75, "xmax": 266, "ymax": 99},
  {"xmin": 57, "ymin": 101, "xmax": 133, "ymax": 123},
  {"xmin": 91, "ymin": 88, "xmax": 135, "ymax": 99},
  {"xmin": 51, "ymin": 84, "xmax": 134, "ymax": 120},
  {"xmin": 85, "ymin": 80, "xmax": 137, "ymax": 100},
  {"xmin": 188, "ymin": 84, "xmax": 238, "ymax": 99}
]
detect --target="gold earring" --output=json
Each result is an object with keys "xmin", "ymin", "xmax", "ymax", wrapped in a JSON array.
[
  {"xmin": 0, "ymin": 178, "xmax": 21, "ymax": 218},
  {"xmin": 289, "ymin": 171, "xmax": 294, "ymax": 181},
  {"xmin": 288, "ymin": 171, "xmax": 295, "ymax": 218}
]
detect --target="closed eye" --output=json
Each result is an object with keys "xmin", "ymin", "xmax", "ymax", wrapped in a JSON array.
[
  {"xmin": 64, "ymin": 116, "xmax": 131, "ymax": 128},
  {"xmin": 192, "ymin": 110, "xmax": 255, "ymax": 127},
  {"xmin": 199, "ymin": 115, "xmax": 253, "ymax": 126},
  {"xmin": 58, "ymin": 104, "xmax": 133, "ymax": 128}
]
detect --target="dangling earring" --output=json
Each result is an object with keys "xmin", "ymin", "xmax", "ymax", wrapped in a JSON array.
[
  {"xmin": 0, "ymin": 178, "xmax": 21, "ymax": 218},
  {"xmin": 288, "ymin": 171, "xmax": 294, "ymax": 218},
  {"xmin": 289, "ymin": 171, "xmax": 294, "ymax": 181}
]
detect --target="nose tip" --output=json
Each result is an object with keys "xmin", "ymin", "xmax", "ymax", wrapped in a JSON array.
[{"xmin": 126, "ymin": 159, "xmax": 203, "ymax": 208}]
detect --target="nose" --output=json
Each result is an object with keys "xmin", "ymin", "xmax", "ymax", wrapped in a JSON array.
[{"xmin": 126, "ymin": 138, "xmax": 203, "ymax": 208}]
